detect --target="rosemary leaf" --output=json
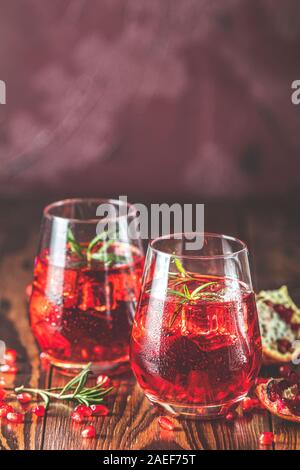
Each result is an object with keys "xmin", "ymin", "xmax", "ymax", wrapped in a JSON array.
[{"xmin": 190, "ymin": 281, "xmax": 218, "ymax": 300}]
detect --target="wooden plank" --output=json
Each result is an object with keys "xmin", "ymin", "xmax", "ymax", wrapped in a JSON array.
[
  {"xmin": 0, "ymin": 201, "xmax": 49, "ymax": 450},
  {"xmin": 246, "ymin": 202, "xmax": 300, "ymax": 450}
]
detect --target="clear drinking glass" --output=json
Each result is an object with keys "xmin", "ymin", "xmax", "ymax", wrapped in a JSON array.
[
  {"xmin": 131, "ymin": 233, "xmax": 262, "ymax": 418},
  {"xmin": 29, "ymin": 198, "xmax": 144, "ymax": 374}
]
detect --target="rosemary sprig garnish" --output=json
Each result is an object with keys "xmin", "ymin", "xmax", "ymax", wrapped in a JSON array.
[
  {"xmin": 167, "ymin": 256, "xmax": 220, "ymax": 326},
  {"xmin": 66, "ymin": 228, "xmax": 127, "ymax": 267},
  {"xmin": 14, "ymin": 363, "xmax": 112, "ymax": 409},
  {"xmin": 67, "ymin": 228, "xmax": 85, "ymax": 259}
]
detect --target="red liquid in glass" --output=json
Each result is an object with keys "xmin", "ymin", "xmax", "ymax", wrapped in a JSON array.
[
  {"xmin": 30, "ymin": 244, "xmax": 144, "ymax": 366},
  {"xmin": 131, "ymin": 275, "xmax": 262, "ymax": 407}
]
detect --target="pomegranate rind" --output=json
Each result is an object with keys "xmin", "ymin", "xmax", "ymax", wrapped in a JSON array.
[{"xmin": 256, "ymin": 380, "xmax": 300, "ymax": 424}]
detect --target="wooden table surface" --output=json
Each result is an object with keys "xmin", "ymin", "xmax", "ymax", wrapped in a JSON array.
[{"xmin": 1, "ymin": 199, "xmax": 300, "ymax": 451}]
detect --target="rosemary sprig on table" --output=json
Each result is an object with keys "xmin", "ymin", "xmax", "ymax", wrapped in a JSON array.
[
  {"xmin": 14, "ymin": 363, "xmax": 112, "ymax": 408},
  {"xmin": 168, "ymin": 256, "xmax": 221, "ymax": 327}
]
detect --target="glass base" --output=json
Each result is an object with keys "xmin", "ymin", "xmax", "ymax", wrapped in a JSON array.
[
  {"xmin": 145, "ymin": 393, "xmax": 247, "ymax": 420},
  {"xmin": 42, "ymin": 352, "xmax": 130, "ymax": 376}
]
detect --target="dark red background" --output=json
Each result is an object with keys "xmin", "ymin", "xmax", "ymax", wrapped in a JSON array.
[{"xmin": 1, "ymin": 0, "xmax": 300, "ymax": 200}]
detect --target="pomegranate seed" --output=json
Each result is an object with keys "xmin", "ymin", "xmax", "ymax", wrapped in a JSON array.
[
  {"xmin": 32, "ymin": 405, "xmax": 45, "ymax": 417},
  {"xmin": 74, "ymin": 404, "xmax": 92, "ymax": 417},
  {"xmin": 96, "ymin": 374, "xmax": 111, "ymax": 388},
  {"xmin": 277, "ymin": 339, "xmax": 292, "ymax": 354},
  {"xmin": 0, "ymin": 389, "xmax": 6, "ymax": 401},
  {"xmin": 4, "ymin": 349, "xmax": 17, "ymax": 364},
  {"xmin": 225, "ymin": 412, "xmax": 236, "ymax": 422},
  {"xmin": 279, "ymin": 365, "xmax": 291, "ymax": 379},
  {"xmin": 259, "ymin": 432, "xmax": 274, "ymax": 446},
  {"xmin": 242, "ymin": 397, "xmax": 261, "ymax": 412},
  {"xmin": 90, "ymin": 404, "xmax": 109, "ymax": 416},
  {"xmin": 7, "ymin": 412, "xmax": 24, "ymax": 423},
  {"xmin": 82, "ymin": 425, "xmax": 96, "ymax": 438},
  {"xmin": 17, "ymin": 392, "xmax": 32, "ymax": 404},
  {"xmin": 158, "ymin": 416, "xmax": 174, "ymax": 431},
  {"xmin": 0, "ymin": 404, "xmax": 13, "ymax": 418},
  {"xmin": 71, "ymin": 411, "xmax": 83, "ymax": 423}
]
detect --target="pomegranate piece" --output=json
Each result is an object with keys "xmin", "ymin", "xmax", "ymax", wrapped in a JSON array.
[
  {"xmin": 71, "ymin": 411, "xmax": 83, "ymax": 423},
  {"xmin": 158, "ymin": 416, "xmax": 175, "ymax": 431},
  {"xmin": 6, "ymin": 412, "xmax": 24, "ymax": 423},
  {"xmin": 259, "ymin": 432, "xmax": 274, "ymax": 446},
  {"xmin": 90, "ymin": 404, "xmax": 109, "ymax": 416},
  {"xmin": 4, "ymin": 349, "xmax": 17, "ymax": 364},
  {"xmin": 82, "ymin": 425, "xmax": 96, "ymax": 438},
  {"xmin": 0, "ymin": 404, "xmax": 13, "ymax": 418},
  {"xmin": 17, "ymin": 392, "xmax": 32, "ymax": 404},
  {"xmin": 32, "ymin": 405, "xmax": 45, "ymax": 417},
  {"xmin": 96, "ymin": 374, "xmax": 111, "ymax": 388},
  {"xmin": 256, "ymin": 379, "xmax": 300, "ymax": 424},
  {"xmin": 74, "ymin": 404, "xmax": 92, "ymax": 417},
  {"xmin": 0, "ymin": 389, "xmax": 6, "ymax": 401}
]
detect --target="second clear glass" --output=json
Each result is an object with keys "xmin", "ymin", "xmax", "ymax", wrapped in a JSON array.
[
  {"xmin": 131, "ymin": 233, "xmax": 262, "ymax": 418},
  {"xmin": 29, "ymin": 198, "xmax": 144, "ymax": 374}
]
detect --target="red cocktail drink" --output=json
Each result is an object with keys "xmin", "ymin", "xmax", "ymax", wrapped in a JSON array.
[
  {"xmin": 30, "ymin": 198, "xmax": 144, "ymax": 373},
  {"xmin": 131, "ymin": 275, "xmax": 261, "ymax": 408},
  {"xmin": 130, "ymin": 233, "xmax": 262, "ymax": 418}
]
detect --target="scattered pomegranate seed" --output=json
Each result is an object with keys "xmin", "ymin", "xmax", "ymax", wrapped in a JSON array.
[
  {"xmin": 0, "ymin": 389, "xmax": 6, "ymax": 401},
  {"xmin": 71, "ymin": 411, "xmax": 84, "ymax": 423},
  {"xmin": 90, "ymin": 404, "xmax": 109, "ymax": 416},
  {"xmin": 32, "ymin": 405, "xmax": 45, "ymax": 417},
  {"xmin": 96, "ymin": 374, "xmax": 111, "ymax": 388},
  {"xmin": 158, "ymin": 416, "xmax": 175, "ymax": 431},
  {"xmin": 0, "ymin": 404, "xmax": 13, "ymax": 418},
  {"xmin": 225, "ymin": 411, "xmax": 236, "ymax": 422},
  {"xmin": 74, "ymin": 404, "xmax": 92, "ymax": 417},
  {"xmin": 17, "ymin": 392, "xmax": 32, "ymax": 404},
  {"xmin": 242, "ymin": 397, "xmax": 261, "ymax": 413},
  {"xmin": 4, "ymin": 349, "xmax": 17, "ymax": 364},
  {"xmin": 82, "ymin": 425, "xmax": 96, "ymax": 438},
  {"xmin": 279, "ymin": 365, "xmax": 292, "ymax": 379},
  {"xmin": 93, "ymin": 345, "xmax": 104, "ymax": 356},
  {"xmin": 259, "ymin": 432, "xmax": 274, "ymax": 446},
  {"xmin": 6, "ymin": 412, "xmax": 24, "ymax": 424}
]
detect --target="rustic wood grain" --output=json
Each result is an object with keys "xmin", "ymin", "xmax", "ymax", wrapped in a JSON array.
[
  {"xmin": 246, "ymin": 202, "xmax": 300, "ymax": 450},
  {"xmin": 0, "ymin": 200, "xmax": 50, "ymax": 450},
  {"xmin": 1, "ymin": 199, "xmax": 297, "ymax": 450}
]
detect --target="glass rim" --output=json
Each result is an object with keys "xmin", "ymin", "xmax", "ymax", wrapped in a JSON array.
[
  {"xmin": 43, "ymin": 198, "xmax": 137, "ymax": 224},
  {"xmin": 150, "ymin": 232, "xmax": 248, "ymax": 260}
]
